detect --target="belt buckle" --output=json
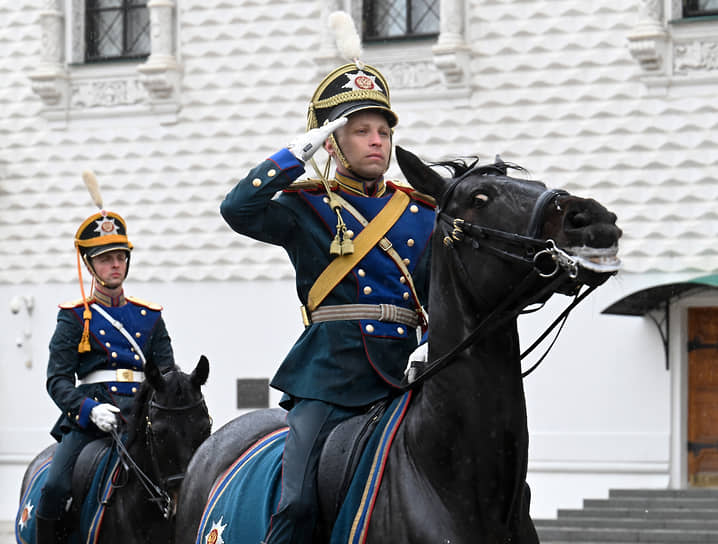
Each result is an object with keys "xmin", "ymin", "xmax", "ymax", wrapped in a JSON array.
[{"xmin": 116, "ymin": 368, "xmax": 134, "ymax": 382}]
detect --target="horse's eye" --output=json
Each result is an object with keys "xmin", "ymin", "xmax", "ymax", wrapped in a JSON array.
[{"xmin": 474, "ymin": 193, "xmax": 489, "ymax": 206}]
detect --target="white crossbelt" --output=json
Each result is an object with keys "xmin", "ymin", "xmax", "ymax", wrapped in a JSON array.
[{"xmin": 79, "ymin": 368, "xmax": 145, "ymax": 384}]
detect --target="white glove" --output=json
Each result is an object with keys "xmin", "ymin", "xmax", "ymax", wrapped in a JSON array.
[
  {"xmin": 404, "ymin": 342, "xmax": 428, "ymax": 384},
  {"xmin": 90, "ymin": 403, "xmax": 120, "ymax": 432},
  {"xmin": 288, "ymin": 117, "xmax": 348, "ymax": 162}
]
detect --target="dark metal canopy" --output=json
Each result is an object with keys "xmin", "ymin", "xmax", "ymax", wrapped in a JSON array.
[
  {"xmin": 602, "ymin": 274, "xmax": 718, "ymax": 316},
  {"xmin": 601, "ymin": 274, "xmax": 718, "ymax": 370}
]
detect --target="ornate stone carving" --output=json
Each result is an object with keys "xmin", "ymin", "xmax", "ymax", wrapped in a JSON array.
[
  {"xmin": 674, "ymin": 40, "xmax": 718, "ymax": 73},
  {"xmin": 71, "ymin": 78, "xmax": 147, "ymax": 108},
  {"xmin": 381, "ymin": 61, "xmax": 442, "ymax": 90}
]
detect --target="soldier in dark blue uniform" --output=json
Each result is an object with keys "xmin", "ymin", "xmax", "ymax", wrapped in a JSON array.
[
  {"xmin": 220, "ymin": 60, "xmax": 435, "ymax": 543},
  {"xmin": 35, "ymin": 208, "xmax": 174, "ymax": 543}
]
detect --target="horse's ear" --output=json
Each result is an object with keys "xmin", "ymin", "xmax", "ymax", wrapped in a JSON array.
[
  {"xmin": 144, "ymin": 360, "xmax": 165, "ymax": 392},
  {"xmin": 395, "ymin": 146, "xmax": 446, "ymax": 200},
  {"xmin": 191, "ymin": 355, "xmax": 209, "ymax": 387}
]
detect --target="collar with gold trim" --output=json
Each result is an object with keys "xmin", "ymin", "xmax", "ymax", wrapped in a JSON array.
[
  {"xmin": 335, "ymin": 171, "xmax": 386, "ymax": 197},
  {"xmin": 92, "ymin": 288, "xmax": 126, "ymax": 308}
]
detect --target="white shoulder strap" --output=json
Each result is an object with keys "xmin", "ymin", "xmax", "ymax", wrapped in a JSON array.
[{"xmin": 90, "ymin": 303, "xmax": 147, "ymax": 367}]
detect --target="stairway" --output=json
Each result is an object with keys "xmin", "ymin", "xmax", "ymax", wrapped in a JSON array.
[{"xmin": 534, "ymin": 488, "xmax": 718, "ymax": 543}]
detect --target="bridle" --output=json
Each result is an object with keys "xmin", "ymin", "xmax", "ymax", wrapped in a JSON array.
[
  {"xmin": 110, "ymin": 377, "xmax": 209, "ymax": 519},
  {"xmin": 401, "ymin": 173, "xmax": 599, "ymax": 387}
]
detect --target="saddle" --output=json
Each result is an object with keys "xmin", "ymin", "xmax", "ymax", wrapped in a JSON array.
[
  {"xmin": 317, "ymin": 400, "xmax": 388, "ymax": 524},
  {"xmin": 71, "ymin": 437, "xmax": 113, "ymax": 513}
]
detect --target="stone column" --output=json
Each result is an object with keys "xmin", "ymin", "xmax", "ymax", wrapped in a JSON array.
[
  {"xmin": 137, "ymin": 0, "xmax": 181, "ymax": 101},
  {"xmin": 627, "ymin": 0, "xmax": 669, "ymax": 72},
  {"xmin": 432, "ymin": 0, "xmax": 470, "ymax": 87},
  {"xmin": 29, "ymin": 0, "xmax": 68, "ymax": 107}
]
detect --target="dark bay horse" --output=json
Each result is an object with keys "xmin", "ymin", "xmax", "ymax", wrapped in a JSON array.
[
  {"xmin": 175, "ymin": 147, "xmax": 621, "ymax": 543},
  {"xmin": 18, "ymin": 356, "xmax": 211, "ymax": 544}
]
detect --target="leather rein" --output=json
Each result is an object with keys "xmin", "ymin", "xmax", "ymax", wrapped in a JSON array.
[{"xmin": 401, "ymin": 176, "xmax": 597, "ymax": 388}]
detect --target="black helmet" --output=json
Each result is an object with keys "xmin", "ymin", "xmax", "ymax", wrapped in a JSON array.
[{"xmin": 307, "ymin": 63, "xmax": 398, "ymax": 131}]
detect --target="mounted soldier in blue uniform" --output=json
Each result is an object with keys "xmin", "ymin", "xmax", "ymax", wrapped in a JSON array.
[
  {"xmin": 220, "ymin": 14, "xmax": 435, "ymax": 542},
  {"xmin": 35, "ymin": 174, "xmax": 175, "ymax": 543}
]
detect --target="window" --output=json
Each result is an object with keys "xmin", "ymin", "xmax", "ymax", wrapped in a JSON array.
[
  {"xmin": 684, "ymin": 0, "xmax": 718, "ymax": 17},
  {"xmin": 85, "ymin": 0, "xmax": 150, "ymax": 62},
  {"xmin": 363, "ymin": 0, "xmax": 439, "ymax": 41}
]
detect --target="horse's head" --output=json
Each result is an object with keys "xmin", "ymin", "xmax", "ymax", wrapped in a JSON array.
[
  {"xmin": 396, "ymin": 146, "xmax": 621, "ymax": 309},
  {"xmin": 131, "ymin": 355, "xmax": 212, "ymax": 498}
]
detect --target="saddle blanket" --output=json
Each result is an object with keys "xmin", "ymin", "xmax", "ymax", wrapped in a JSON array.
[
  {"xmin": 195, "ymin": 391, "xmax": 412, "ymax": 544},
  {"xmin": 15, "ymin": 448, "xmax": 121, "ymax": 544}
]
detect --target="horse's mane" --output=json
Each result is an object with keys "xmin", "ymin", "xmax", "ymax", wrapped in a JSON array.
[{"xmin": 430, "ymin": 156, "xmax": 529, "ymax": 179}]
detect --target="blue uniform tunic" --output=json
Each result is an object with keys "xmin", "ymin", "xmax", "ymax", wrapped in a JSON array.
[
  {"xmin": 38, "ymin": 295, "xmax": 174, "ymax": 519},
  {"xmin": 220, "ymin": 148, "xmax": 435, "ymax": 407}
]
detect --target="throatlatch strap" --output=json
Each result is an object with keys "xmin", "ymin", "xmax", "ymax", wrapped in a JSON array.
[{"xmin": 306, "ymin": 190, "xmax": 410, "ymax": 313}]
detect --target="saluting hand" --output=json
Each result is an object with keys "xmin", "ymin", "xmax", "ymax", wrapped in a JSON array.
[{"xmin": 288, "ymin": 117, "xmax": 348, "ymax": 163}]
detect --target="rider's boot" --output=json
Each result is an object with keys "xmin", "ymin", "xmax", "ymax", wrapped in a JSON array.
[{"xmin": 35, "ymin": 514, "xmax": 66, "ymax": 544}]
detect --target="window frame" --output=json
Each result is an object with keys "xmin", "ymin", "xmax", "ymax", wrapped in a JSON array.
[
  {"xmin": 362, "ymin": 0, "xmax": 439, "ymax": 43},
  {"xmin": 683, "ymin": 0, "xmax": 718, "ymax": 18},
  {"xmin": 84, "ymin": 0, "xmax": 151, "ymax": 63}
]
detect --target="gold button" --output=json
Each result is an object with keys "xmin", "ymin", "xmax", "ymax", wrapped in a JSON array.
[
  {"xmin": 111, "ymin": 386, "xmax": 118, "ymax": 392},
  {"xmin": 400, "ymin": 277, "xmax": 406, "ymax": 284},
  {"xmin": 135, "ymin": 332, "xmax": 141, "ymax": 338},
  {"xmin": 112, "ymin": 352, "xmax": 118, "ymax": 358},
  {"xmin": 363, "ymin": 286, "xmax": 372, "ymax": 295},
  {"xmin": 267, "ymin": 169, "xmax": 276, "ymax": 177},
  {"xmin": 346, "ymin": 230, "xmax": 354, "ymax": 239},
  {"xmin": 407, "ymin": 238, "xmax": 415, "ymax": 247},
  {"xmin": 99, "ymin": 329, "xmax": 106, "ymax": 335},
  {"xmin": 132, "ymin": 387, "xmax": 137, "ymax": 393},
  {"xmin": 141, "ymin": 309, "xmax": 147, "ymax": 316},
  {"xmin": 403, "ymin": 292, "xmax": 410, "ymax": 300},
  {"xmin": 323, "ymin": 197, "xmax": 329, "ymax": 204},
  {"xmin": 67, "ymin": 411, "xmax": 72, "ymax": 417},
  {"xmin": 105, "ymin": 342, "xmax": 111, "ymax": 348},
  {"xmin": 365, "ymin": 324, "xmax": 375, "ymax": 333},
  {"xmin": 75, "ymin": 415, "xmax": 79, "ymax": 421},
  {"xmin": 252, "ymin": 178, "xmax": 262, "ymax": 187},
  {"xmin": 358, "ymin": 269, "xmax": 366, "ymax": 277},
  {"xmin": 112, "ymin": 362, "xmax": 117, "ymax": 367},
  {"xmin": 410, "ymin": 204, "xmax": 419, "ymax": 213},
  {"xmin": 403, "ymin": 258, "xmax": 410, "ymax": 265},
  {"xmin": 134, "ymin": 354, "xmax": 140, "ymax": 360},
  {"xmin": 397, "ymin": 327, "xmax": 405, "ymax": 335}
]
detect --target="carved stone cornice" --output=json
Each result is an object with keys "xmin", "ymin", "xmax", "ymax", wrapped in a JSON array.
[
  {"xmin": 137, "ymin": 0, "xmax": 181, "ymax": 103},
  {"xmin": 431, "ymin": 0, "xmax": 470, "ymax": 87},
  {"xmin": 28, "ymin": 2, "xmax": 68, "ymax": 108},
  {"xmin": 627, "ymin": 0, "xmax": 669, "ymax": 72}
]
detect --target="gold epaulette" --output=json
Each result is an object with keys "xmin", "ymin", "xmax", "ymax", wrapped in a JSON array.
[
  {"xmin": 126, "ymin": 295, "xmax": 163, "ymax": 311},
  {"xmin": 59, "ymin": 298, "xmax": 87, "ymax": 309},
  {"xmin": 286, "ymin": 178, "xmax": 337, "ymax": 192},
  {"xmin": 386, "ymin": 179, "xmax": 437, "ymax": 208}
]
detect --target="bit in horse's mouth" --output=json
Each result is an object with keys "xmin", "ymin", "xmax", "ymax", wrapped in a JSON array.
[{"xmin": 569, "ymin": 245, "xmax": 621, "ymax": 273}]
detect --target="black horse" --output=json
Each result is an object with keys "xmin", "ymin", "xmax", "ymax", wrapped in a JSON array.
[
  {"xmin": 18, "ymin": 356, "xmax": 211, "ymax": 544},
  {"xmin": 175, "ymin": 147, "xmax": 621, "ymax": 543}
]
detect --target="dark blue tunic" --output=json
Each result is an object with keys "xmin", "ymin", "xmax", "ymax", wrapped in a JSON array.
[{"xmin": 220, "ymin": 148, "xmax": 435, "ymax": 408}]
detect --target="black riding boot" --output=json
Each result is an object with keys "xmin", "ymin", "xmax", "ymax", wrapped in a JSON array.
[{"xmin": 35, "ymin": 514, "xmax": 66, "ymax": 544}]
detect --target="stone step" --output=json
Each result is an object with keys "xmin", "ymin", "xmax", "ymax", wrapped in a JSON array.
[
  {"xmin": 609, "ymin": 488, "xmax": 718, "ymax": 499},
  {"xmin": 536, "ymin": 526, "xmax": 718, "ymax": 543},
  {"xmin": 535, "ymin": 517, "xmax": 718, "ymax": 530},
  {"xmin": 555, "ymin": 506, "xmax": 718, "ymax": 520},
  {"xmin": 582, "ymin": 497, "xmax": 718, "ymax": 510}
]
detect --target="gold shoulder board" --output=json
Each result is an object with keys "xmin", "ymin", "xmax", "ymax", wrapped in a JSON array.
[
  {"xmin": 59, "ymin": 298, "xmax": 85, "ymax": 309},
  {"xmin": 126, "ymin": 296, "xmax": 163, "ymax": 311}
]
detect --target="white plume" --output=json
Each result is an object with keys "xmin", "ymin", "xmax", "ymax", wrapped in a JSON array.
[
  {"xmin": 81, "ymin": 170, "xmax": 103, "ymax": 209},
  {"xmin": 328, "ymin": 11, "xmax": 363, "ymax": 65}
]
